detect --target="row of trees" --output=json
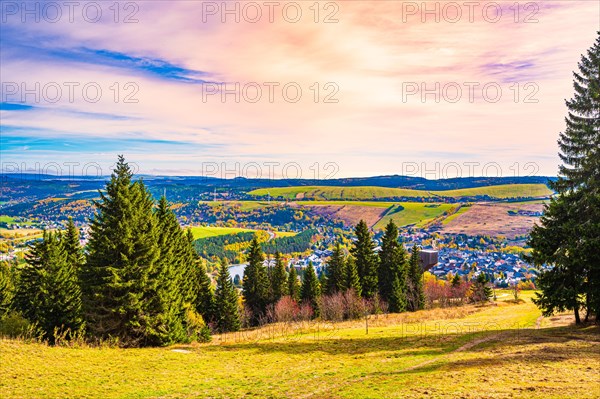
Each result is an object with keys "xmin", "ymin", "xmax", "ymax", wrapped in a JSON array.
[
  {"xmin": 240, "ymin": 219, "xmax": 426, "ymax": 326},
  {"xmin": 2, "ymin": 157, "xmax": 218, "ymax": 346}
]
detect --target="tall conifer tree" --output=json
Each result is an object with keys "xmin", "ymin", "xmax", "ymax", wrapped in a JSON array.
[
  {"xmin": 214, "ymin": 258, "xmax": 241, "ymax": 333},
  {"xmin": 406, "ymin": 245, "xmax": 425, "ymax": 312},
  {"xmin": 529, "ymin": 32, "xmax": 600, "ymax": 323},
  {"xmin": 16, "ymin": 231, "xmax": 83, "ymax": 343},
  {"xmin": 301, "ymin": 262, "xmax": 321, "ymax": 316},
  {"xmin": 82, "ymin": 156, "xmax": 160, "ymax": 346},
  {"xmin": 242, "ymin": 237, "xmax": 269, "ymax": 325},
  {"xmin": 351, "ymin": 220, "xmax": 379, "ymax": 298},
  {"xmin": 326, "ymin": 243, "xmax": 346, "ymax": 294},
  {"xmin": 345, "ymin": 256, "xmax": 362, "ymax": 297},
  {"xmin": 287, "ymin": 265, "xmax": 300, "ymax": 302},
  {"xmin": 270, "ymin": 252, "xmax": 288, "ymax": 303},
  {"xmin": 378, "ymin": 220, "xmax": 408, "ymax": 312}
]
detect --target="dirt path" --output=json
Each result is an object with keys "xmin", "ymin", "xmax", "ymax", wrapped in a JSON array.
[
  {"xmin": 403, "ymin": 315, "xmax": 547, "ymax": 372},
  {"xmin": 402, "ymin": 332, "xmax": 504, "ymax": 372}
]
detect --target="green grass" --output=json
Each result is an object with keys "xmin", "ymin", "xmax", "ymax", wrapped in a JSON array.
[
  {"xmin": 374, "ymin": 203, "xmax": 456, "ymax": 229},
  {"xmin": 2, "ymin": 293, "xmax": 598, "ymax": 399},
  {"xmin": 0, "ymin": 215, "xmax": 16, "ymax": 223},
  {"xmin": 249, "ymin": 184, "xmax": 553, "ymax": 200},
  {"xmin": 188, "ymin": 226, "xmax": 255, "ymax": 239},
  {"xmin": 430, "ymin": 184, "xmax": 553, "ymax": 199},
  {"xmin": 441, "ymin": 205, "xmax": 472, "ymax": 225},
  {"xmin": 189, "ymin": 226, "xmax": 295, "ymax": 240}
]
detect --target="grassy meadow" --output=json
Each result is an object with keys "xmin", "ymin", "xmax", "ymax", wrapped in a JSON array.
[
  {"xmin": 2, "ymin": 291, "xmax": 598, "ymax": 399},
  {"xmin": 188, "ymin": 226, "xmax": 255, "ymax": 240},
  {"xmin": 248, "ymin": 184, "xmax": 553, "ymax": 201},
  {"xmin": 374, "ymin": 203, "xmax": 456, "ymax": 229}
]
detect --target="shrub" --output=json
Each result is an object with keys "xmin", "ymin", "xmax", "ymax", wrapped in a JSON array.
[
  {"xmin": 0, "ymin": 312, "xmax": 32, "ymax": 338},
  {"xmin": 274, "ymin": 296, "xmax": 301, "ymax": 322},
  {"xmin": 185, "ymin": 307, "xmax": 211, "ymax": 343},
  {"xmin": 319, "ymin": 292, "xmax": 345, "ymax": 322},
  {"xmin": 343, "ymin": 289, "xmax": 366, "ymax": 320}
]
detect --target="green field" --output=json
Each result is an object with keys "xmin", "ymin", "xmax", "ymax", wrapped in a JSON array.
[
  {"xmin": 0, "ymin": 215, "xmax": 16, "ymax": 224},
  {"xmin": 441, "ymin": 205, "xmax": 472, "ymax": 225},
  {"xmin": 249, "ymin": 184, "xmax": 553, "ymax": 200},
  {"xmin": 374, "ymin": 203, "xmax": 456, "ymax": 229},
  {"xmin": 2, "ymin": 292, "xmax": 598, "ymax": 399},
  {"xmin": 188, "ymin": 226, "xmax": 255, "ymax": 239},
  {"xmin": 189, "ymin": 226, "xmax": 295, "ymax": 240}
]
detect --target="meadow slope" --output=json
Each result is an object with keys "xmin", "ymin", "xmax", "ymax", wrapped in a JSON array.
[
  {"xmin": 249, "ymin": 184, "xmax": 553, "ymax": 200},
  {"xmin": 1, "ymin": 292, "xmax": 598, "ymax": 399}
]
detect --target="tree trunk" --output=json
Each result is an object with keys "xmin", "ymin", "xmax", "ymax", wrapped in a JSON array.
[
  {"xmin": 584, "ymin": 293, "xmax": 590, "ymax": 323},
  {"xmin": 574, "ymin": 307, "xmax": 581, "ymax": 325}
]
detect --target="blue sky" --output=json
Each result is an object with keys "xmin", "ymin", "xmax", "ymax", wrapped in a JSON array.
[{"xmin": 1, "ymin": 1, "xmax": 598, "ymax": 178}]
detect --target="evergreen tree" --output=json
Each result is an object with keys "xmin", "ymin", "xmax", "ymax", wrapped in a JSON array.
[
  {"xmin": 181, "ymin": 229, "xmax": 200, "ymax": 306},
  {"xmin": 326, "ymin": 242, "xmax": 346, "ymax": 295},
  {"xmin": 301, "ymin": 262, "xmax": 321, "ymax": 316},
  {"xmin": 270, "ymin": 252, "xmax": 288, "ymax": 303},
  {"xmin": 406, "ymin": 245, "xmax": 425, "ymax": 311},
  {"xmin": 351, "ymin": 220, "xmax": 379, "ymax": 298},
  {"xmin": 287, "ymin": 265, "xmax": 300, "ymax": 302},
  {"xmin": 242, "ymin": 237, "xmax": 269, "ymax": 325},
  {"xmin": 0, "ymin": 262, "xmax": 14, "ymax": 318},
  {"xmin": 214, "ymin": 258, "xmax": 241, "ymax": 333},
  {"xmin": 147, "ymin": 196, "xmax": 188, "ymax": 345},
  {"xmin": 471, "ymin": 273, "xmax": 493, "ymax": 303},
  {"xmin": 344, "ymin": 256, "xmax": 362, "ymax": 297},
  {"xmin": 529, "ymin": 32, "xmax": 600, "ymax": 323},
  {"xmin": 82, "ymin": 156, "xmax": 160, "ymax": 346},
  {"xmin": 63, "ymin": 217, "xmax": 83, "ymax": 271},
  {"xmin": 194, "ymin": 259, "xmax": 215, "ymax": 324},
  {"xmin": 15, "ymin": 231, "xmax": 83, "ymax": 343},
  {"xmin": 378, "ymin": 220, "xmax": 408, "ymax": 312},
  {"xmin": 451, "ymin": 273, "xmax": 462, "ymax": 288}
]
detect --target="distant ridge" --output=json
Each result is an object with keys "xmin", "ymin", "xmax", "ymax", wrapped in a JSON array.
[{"xmin": 1, "ymin": 173, "xmax": 555, "ymax": 191}]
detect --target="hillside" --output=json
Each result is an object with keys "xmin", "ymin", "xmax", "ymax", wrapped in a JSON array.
[
  {"xmin": 249, "ymin": 183, "xmax": 553, "ymax": 201},
  {"xmin": 2, "ymin": 292, "xmax": 598, "ymax": 399}
]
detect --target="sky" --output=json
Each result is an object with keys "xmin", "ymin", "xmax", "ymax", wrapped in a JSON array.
[{"xmin": 0, "ymin": 0, "xmax": 598, "ymax": 179}]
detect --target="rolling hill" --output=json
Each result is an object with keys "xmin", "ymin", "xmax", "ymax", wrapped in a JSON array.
[{"xmin": 249, "ymin": 183, "xmax": 553, "ymax": 201}]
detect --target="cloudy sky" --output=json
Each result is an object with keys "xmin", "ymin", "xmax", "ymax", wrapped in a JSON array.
[{"xmin": 1, "ymin": 1, "xmax": 598, "ymax": 178}]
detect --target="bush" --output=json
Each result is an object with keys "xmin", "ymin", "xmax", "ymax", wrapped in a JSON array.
[
  {"xmin": 0, "ymin": 312, "xmax": 32, "ymax": 338},
  {"xmin": 274, "ymin": 296, "xmax": 301, "ymax": 322},
  {"xmin": 319, "ymin": 292, "xmax": 345, "ymax": 322},
  {"xmin": 343, "ymin": 289, "xmax": 366, "ymax": 320},
  {"xmin": 185, "ymin": 307, "xmax": 211, "ymax": 343}
]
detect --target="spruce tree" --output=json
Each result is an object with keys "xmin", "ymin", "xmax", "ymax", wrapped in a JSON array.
[
  {"xmin": 287, "ymin": 264, "xmax": 300, "ymax": 302},
  {"xmin": 378, "ymin": 220, "xmax": 408, "ymax": 313},
  {"xmin": 242, "ymin": 236, "xmax": 269, "ymax": 325},
  {"xmin": 326, "ymin": 242, "xmax": 346, "ymax": 295},
  {"xmin": 270, "ymin": 252, "xmax": 288, "ymax": 303},
  {"xmin": 16, "ymin": 231, "xmax": 84, "ymax": 343},
  {"xmin": 301, "ymin": 262, "xmax": 321, "ymax": 316},
  {"xmin": 214, "ymin": 258, "xmax": 241, "ymax": 333},
  {"xmin": 147, "ymin": 196, "xmax": 188, "ymax": 345},
  {"xmin": 351, "ymin": 220, "xmax": 379, "ymax": 298},
  {"xmin": 0, "ymin": 261, "xmax": 14, "ymax": 318},
  {"xmin": 63, "ymin": 218, "xmax": 83, "ymax": 271},
  {"xmin": 194, "ymin": 259, "xmax": 215, "ymax": 324},
  {"xmin": 529, "ymin": 32, "xmax": 600, "ymax": 323},
  {"xmin": 472, "ymin": 273, "xmax": 493, "ymax": 303},
  {"xmin": 82, "ymin": 156, "xmax": 160, "ymax": 346},
  {"xmin": 344, "ymin": 256, "xmax": 362, "ymax": 297},
  {"xmin": 451, "ymin": 273, "xmax": 462, "ymax": 288},
  {"xmin": 406, "ymin": 245, "xmax": 425, "ymax": 312}
]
